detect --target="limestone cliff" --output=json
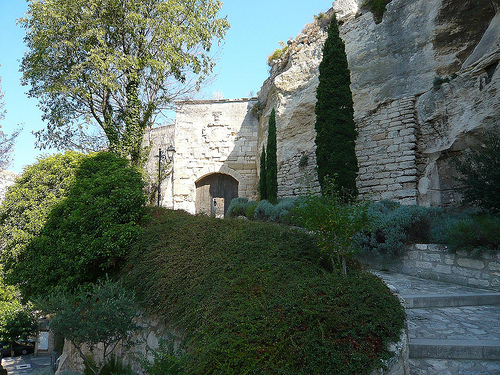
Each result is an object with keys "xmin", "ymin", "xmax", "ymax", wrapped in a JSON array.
[{"xmin": 258, "ymin": 0, "xmax": 499, "ymax": 206}]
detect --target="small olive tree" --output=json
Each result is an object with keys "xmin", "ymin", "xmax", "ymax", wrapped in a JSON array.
[
  {"xmin": 40, "ymin": 279, "xmax": 138, "ymax": 375},
  {"xmin": 294, "ymin": 179, "xmax": 369, "ymax": 276}
]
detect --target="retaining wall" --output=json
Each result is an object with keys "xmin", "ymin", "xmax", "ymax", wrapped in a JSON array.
[{"xmin": 367, "ymin": 244, "xmax": 500, "ymax": 290}]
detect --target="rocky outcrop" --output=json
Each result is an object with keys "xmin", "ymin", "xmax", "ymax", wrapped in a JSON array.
[
  {"xmin": 0, "ymin": 169, "xmax": 17, "ymax": 204},
  {"xmin": 258, "ymin": 0, "xmax": 499, "ymax": 206}
]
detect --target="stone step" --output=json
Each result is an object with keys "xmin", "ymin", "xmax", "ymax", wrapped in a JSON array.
[
  {"xmin": 410, "ymin": 339, "xmax": 500, "ymax": 360},
  {"xmin": 403, "ymin": 292, "xmax": 500, "ymax": 308},
  {"xmin": 409, "ymin": 358, "xmax": 500, "ymax": 375}
]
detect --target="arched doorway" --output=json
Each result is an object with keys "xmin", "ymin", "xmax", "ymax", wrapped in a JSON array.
[{"xmin": 195, "ymin": 173, "xmax": 239, "ymax": 217}]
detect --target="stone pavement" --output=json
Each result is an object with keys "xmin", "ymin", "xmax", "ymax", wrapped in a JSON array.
[
  {"xmin": 374, "ymin": 271, "xmax": 500, "ymax": 375},
  {"xmin": 1, "ymin": 355, "xmax": 52, "ymax": 375}
]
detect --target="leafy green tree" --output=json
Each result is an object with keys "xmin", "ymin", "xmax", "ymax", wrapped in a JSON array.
[
  {"xmin": 0, "ymin": 269, "xmax": 37, "ymax": 357},
  {"xmin": 314, "ymin": 15, "xmax": 358, "ymax": 201},
  {"xmin": 0, "ymin": 151, "xmax": 86, "ymax": 266},
  {"xmin": 454, "ymin": 128, "xmax": 500, "ymax": 213},
  {"xmin": 258, "ymin": 146, "xmax": 267, "ymax": 201},
  {"xmin": 0, "ymin": 75, "xmax": 21, "ymax": 170},
  {"xmin": 1, "ymin": 152, "xmax": 146, "ymax": 299},
  {"xmin": 294, "ymin": 178, "xmax": 369, "ymax": 276},
  {"xmin": 266, "ymin": 108, "xmax": 278, "ymax": 203},
  {"xmin": 39, "ymin": 279, "xmax": 138, "ymax": 375},
  {"xmin": 19, "ymin": 0, "xmax": 230, "ymax": 165}
]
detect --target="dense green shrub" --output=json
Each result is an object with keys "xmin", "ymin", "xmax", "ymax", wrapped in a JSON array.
[
  {"xmin": 245, "ymin": 200, "xmax": 259, "ymax": 218},
  {"xmin": 3, "ymin": 152, "xmax": 147, "ymax": 299},
  {"xmin": 315, "ymin": 15, "xmax": 358, "ymax": 200},
  {"xmin": 454, "ymin": 128, "xmax": 500, "ymax": 213},
  {"xmin": 125, "ymin": 209, "xmax": 405, "ymax": 375},
  {"xmin": 447, "ymin": 213, "xmax": 500, "ymax": 255},
  {"xmin": 0, "ymin": 151, "xmax": 87, "ymax": 267},
  {"xmin": 226, "ymin": 197, "xmax": 249, "ymax": 218},
  {"xmin": 254, "ymin": 198, "xmax": 298, "ymax": 223},
  {"xmin": 359, "ymin": 201, "xmax": 445, "ymax": 258}
]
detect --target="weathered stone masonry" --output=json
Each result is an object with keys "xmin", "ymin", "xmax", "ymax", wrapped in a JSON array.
[{"xmin": 356, "ymin": 96, "xmax": 419, "ymax": 204}]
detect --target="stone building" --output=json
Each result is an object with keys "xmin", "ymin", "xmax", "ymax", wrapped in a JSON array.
[{"xmin": 147, "ymin": 98, "xmax": 259, "ymax": 215}]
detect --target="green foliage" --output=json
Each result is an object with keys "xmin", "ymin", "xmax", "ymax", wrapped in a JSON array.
[
  {"xmin": 245, "ymin": 200, "xmax": 259, "ymax": 218},
  {"xmin": 142, "ymin": 334, "xmax": 185, "ymax": 375},
  {"xmin": 226, "ymin": 198, "xmax": 259, "ymax": 220},
  {"xmin": 258, "ymin": 146, "xmax": 268, "ymax": 200},
  {"xmin": 84, "ymin": 354, "xmax": 134, "ymax": 375},
  {"xmin": 266, "ymin": 108, "xmax": 278, "ymax": 203},
  {"xmin": 125, "ymin": 208, "xmax": 405, "ymax": 374},
  {"xmin": 2, "ymin": 152, "xmax": 146, "ymax": 299},
  {"xmin": 0, "ymin": 269, "xmax": 37, "ymax": 352},
  {"xmin": 363, "ymin": 0, "xmax": 392, "ymax": 23},
  {"xmin": 447, "ymin": 213, "xmax": 500, "ymax": 255},
  {"xmin": 267, "ymin": 42, "xmax": 288, "ymax": 66},
  {"xmin": 293, "ymin": 181, "xmax": 369, "ymax": 275},
  {"xmin": 315, "ymin": 15, "xmax": 358, "ymax": 200},
  {"xmin": 0, "ymin": 151, "xmax": 86, "ymax": 270},
  {"xmin": 20, "ymin": 0, "xmax": 230, "ymax": 164},
  {"xmin": 253, "ymin": 198, "xmax": 298, "ymax": 223},
  {"xmin": 454, "ymin": 128, "xmax": 500, "ymax": 213},
  {"xmin": 39, "ymin": 280, "xmax": 138, "ymax": 375},
  {"xmin": 226, "ymin": 197, "xmax": 249, "ymax": 218},
  {"xmin": 359, "ymin": 201, "xmax": 444, "ymax": 258}
]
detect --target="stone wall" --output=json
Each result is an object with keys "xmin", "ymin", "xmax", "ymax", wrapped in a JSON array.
[
  {"xmin": 356, "ymin": 96, "xmax": 418, "ymax": 204},
  {"xmin": 173, "ymin": 98, "xmax": 259, "ymax": 214},
  {"xmin": 57, "ymin": 315, "xmax": 409, "ymax": 375},
  {"xmin": 55, "ymin": 315, "xmax": 175, "ymax": 375},
  {"xmin": 277, "ymin": 150, "xmax": 320, "ymax": 197},
  {"xmin": 143, "ymin": 125, "xmax": 175, "ymax": 207},
  {"xmin": 368, "ymin": 244, "xmax": 500, "ymax": 291}
]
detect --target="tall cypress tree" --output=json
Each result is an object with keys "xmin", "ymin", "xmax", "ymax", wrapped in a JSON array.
[
  {"xmin": 315, "ymin": 15, "xmax": 358, "ymax": 201},
  {"xmin": 258, "ymin": 146, "xmax": 268, "ymax": 200},
  {"xmin": 266, "ymin": 108, "xmax": 278, "ymax": 203}
]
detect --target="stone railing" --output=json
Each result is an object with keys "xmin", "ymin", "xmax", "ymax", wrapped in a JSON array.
[{"xmin": 366, "ymin": 244, "xmax": 500, "ymax": 290}]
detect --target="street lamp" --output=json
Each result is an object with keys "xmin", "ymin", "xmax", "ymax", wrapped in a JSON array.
[{"xmin": 157, "ymin": 145, "xmax": 176, "ymax": 207}]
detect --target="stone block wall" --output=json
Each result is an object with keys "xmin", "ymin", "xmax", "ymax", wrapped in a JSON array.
[
  {"xmin": 356, "ymin": 96, "xmax": 419, "ymax": 204},
  {"xmin": 369, "ymin": 244, "xmax": 500, "ymax": 290},
  {"xmin": 277, "ymin": 150, "xmax": 321, "ymax": 197}
]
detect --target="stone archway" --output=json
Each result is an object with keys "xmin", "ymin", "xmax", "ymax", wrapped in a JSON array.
[{"xmin": 195, "ymin": 173, "xmax": 239, "ymax": 217}]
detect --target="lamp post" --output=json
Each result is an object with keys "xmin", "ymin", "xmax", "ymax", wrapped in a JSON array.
[{"xmin": 157, "ymin": 145, "xmax": 176, "ymax": 207}]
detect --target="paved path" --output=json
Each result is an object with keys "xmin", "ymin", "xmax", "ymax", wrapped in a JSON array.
[
  {"xmin": 374, "ymin": 271, "xmax": 500, "ymax": 375},
  {"xmin": 1, "ymin": 355, "xmax": 52, "ymax": 375}
]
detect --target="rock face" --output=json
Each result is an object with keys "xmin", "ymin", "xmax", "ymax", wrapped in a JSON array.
[
  {"xmin": 0, "ymin": 169, "xmax": 17, "ymax": 204},
  {"xmin": 258, "ymin": 0, "xmax": 499, "ymax": 206}
]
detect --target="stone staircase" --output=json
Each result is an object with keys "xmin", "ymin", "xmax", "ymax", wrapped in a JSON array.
[{"xmin": 374, "ymin": 272, "xmax": 500, "ymax": 375}]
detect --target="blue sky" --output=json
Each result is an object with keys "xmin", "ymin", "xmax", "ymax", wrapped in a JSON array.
[{"xmin": 0, "ymin": 0, "xmax": 332, "ymax": 173}]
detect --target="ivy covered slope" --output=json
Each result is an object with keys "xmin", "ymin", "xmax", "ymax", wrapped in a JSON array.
[{"xmin": 125, "ymin": 209, "xmax": 405, "ymax": 374}]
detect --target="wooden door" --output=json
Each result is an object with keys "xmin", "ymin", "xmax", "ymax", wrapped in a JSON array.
[{"xmin": 195, "ymin": 174, "xmax": 238, "ymax": 217}]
